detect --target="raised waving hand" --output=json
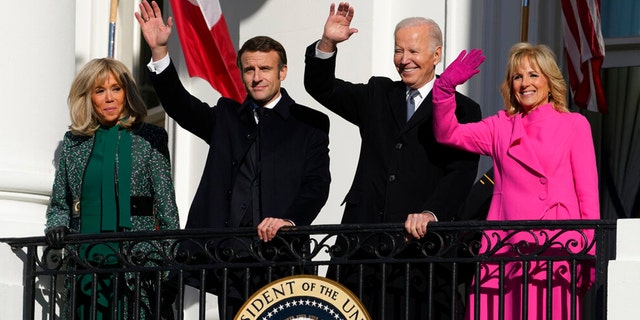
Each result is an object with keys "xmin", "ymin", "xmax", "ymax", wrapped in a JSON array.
[
  {"xmin": 135, "ymin": 0, "xmax": 173, "ymax": 61},
  {"xmin": 318, "ymin": 2, "xmax": 359, "ymax": 52},
  {"xmin": 435, "ymin": 49, "xmax": 485, "ymax": 96}
]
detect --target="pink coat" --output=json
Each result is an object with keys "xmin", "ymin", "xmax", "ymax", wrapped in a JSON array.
[
  {"xmin": 433, "ymin": 97, "xmax": 599, "ymax": 222},
  {"xmin": 433, "ymin": 95, "xmax": 600, "ymax": 319}
]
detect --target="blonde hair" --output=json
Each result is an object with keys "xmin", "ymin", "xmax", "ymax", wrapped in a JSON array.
[
  {"xmin": 68, "ymin": 58, "xmax": 147, "ymax": 136},
  {"xmin": 500, "ymin": 42, "xmax": 568, "ymax": 115}
]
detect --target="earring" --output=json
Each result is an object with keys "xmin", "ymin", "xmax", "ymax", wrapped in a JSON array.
[{"xmin": 548, "ymin": 92, "xmax": 552, "ymax": 103}]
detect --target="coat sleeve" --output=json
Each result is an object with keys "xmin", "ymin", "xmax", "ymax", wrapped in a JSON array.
[
  {"xmin": 303, "ymin": 41, "xmax": 369, "ymax": 126},
  {"xmin": 149, "ymin": 60, "xmax": 219, "ymax": 143},
  {"xmin": 283, "ymin": 111, "xmax": 331, "ymax": 225},
  {"xmin": 45, "ymin": 133, "xmax": 73, "ymax": 232},
  {"xmin": 423, "ymin": 94, "xmax": 482, "ymax": 221},
  {"xmin": 433, "ymin": 93, "xmax": 496, "ymax": 156}
]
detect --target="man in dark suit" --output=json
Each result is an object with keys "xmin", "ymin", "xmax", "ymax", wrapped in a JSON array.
[
  {"xmin": 137, "ymin": 1, "xmax": 330, "ymax": 319},
  {"xmin": 304, "ymin": 3, "xmax": 480, "ymax": 319}
]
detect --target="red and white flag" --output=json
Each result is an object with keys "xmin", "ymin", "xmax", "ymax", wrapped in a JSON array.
[
  {"xmin": 170, "ymin": 0, "xmax": 246, "ymax": 102},
  {"xmin": 561, "ymin": 0, "xmax": 608, "ymax": 113}
]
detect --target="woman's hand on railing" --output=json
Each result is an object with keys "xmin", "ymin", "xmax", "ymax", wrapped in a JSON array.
[{"xmin": 45, "ymin": 226, "xmax": 69, "ymax": 249}]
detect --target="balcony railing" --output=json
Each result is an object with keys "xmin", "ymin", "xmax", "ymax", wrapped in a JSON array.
[{"xmin": 1, "ymin": 220, "xmax": 616, "ymax": 320}]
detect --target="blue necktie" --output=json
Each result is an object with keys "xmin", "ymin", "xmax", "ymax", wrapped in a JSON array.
[{"xmin": 406, "ymin": 89, "xmax": 419, "ymax": 121}]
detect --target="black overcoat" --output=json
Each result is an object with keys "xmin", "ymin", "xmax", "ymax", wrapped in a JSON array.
[
  {"xmin": 150, "ymin": 61, "xmax": 331, "ymax": 230},
  {"xmin": 304, "ymin": 43, "xmax": 480, "ymax": 224}
]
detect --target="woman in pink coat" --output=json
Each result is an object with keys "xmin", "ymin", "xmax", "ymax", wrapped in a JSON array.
[{"xmin": 432, "ymin": 43, "xmax": 600, "ymax": 319}]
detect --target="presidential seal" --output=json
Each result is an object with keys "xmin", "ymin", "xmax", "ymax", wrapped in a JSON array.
[{"xmin": 234, "ymin": 275, "xmax": 371, "ymax": 320}]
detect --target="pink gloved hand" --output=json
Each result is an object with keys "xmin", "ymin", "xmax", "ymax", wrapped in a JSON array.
[{"xmin": 434, "ymin": 49, "xmax": 485, "ymax": 98}]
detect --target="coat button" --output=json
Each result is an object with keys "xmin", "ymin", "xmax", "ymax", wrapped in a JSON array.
[
  {"xmin": 388, "ymin": 174, "xmax": 396, "ymax": 182},
  {"xmin": 246, "ymin": 133, "xmax": 253, "ymax": 139},
  {"xmin": 539, "ymin": 193, "xmax": 547, "ymax": 200},
  {"xmin": 395, "ymin": 143, "xmax": 403, "ymax": 150},
  {"xmin": 539, "ymin": 177, "xmax": 547, "ymax": 184}
]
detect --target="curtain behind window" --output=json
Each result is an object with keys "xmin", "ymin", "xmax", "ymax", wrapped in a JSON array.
[{"xmin": 586, "ymin": 66, "xmax": 640, "ymax": 219}]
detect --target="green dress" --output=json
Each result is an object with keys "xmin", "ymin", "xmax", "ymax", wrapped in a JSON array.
[{"xmin": 76, "ymin": 125, "xmax": 131, "ymax": 320}]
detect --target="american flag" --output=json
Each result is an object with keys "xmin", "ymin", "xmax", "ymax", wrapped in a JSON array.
[{"xmin": 561, "ymin": 0, "xmax": 608, "ymax": 113}]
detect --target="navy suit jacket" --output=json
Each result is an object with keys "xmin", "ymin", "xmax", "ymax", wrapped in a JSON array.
[
  {"xmin": 304, "ymin": 42, "xmax": 480, "ymax": 224},
  {"xmin": 149, "ymin": 61, "xmax": 330, "ymax": 229}
]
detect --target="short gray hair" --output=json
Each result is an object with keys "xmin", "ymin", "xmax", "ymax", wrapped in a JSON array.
[{"xmin": 394, "ymin": 17, "xmax": 443, "ymax": 51}]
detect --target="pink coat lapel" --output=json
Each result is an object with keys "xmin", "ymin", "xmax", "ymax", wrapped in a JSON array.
[{"xmin": 507, "ymin": 113, "xmax": 545, "ymax": 176}]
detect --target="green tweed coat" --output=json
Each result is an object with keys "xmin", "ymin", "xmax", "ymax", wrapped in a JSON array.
[
  {"xmin": 46, "ymin": 123, "xmax": 179, "ymax": 234},
  {"xmin": 46, "ymin": 123, "xmax": 180, "ymax": 319}
]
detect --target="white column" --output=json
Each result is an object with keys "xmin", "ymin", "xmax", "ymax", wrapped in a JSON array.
[
  {"xmin": 0, "ymin": 0, "xmax": 76, "ymax": 234},
  {"xmin": 0, "ymin": 1, "xmax": 76, "ymax": 319}
]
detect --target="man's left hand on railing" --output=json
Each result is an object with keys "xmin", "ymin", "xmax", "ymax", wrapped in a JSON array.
[
  {"xmin": 257, "ymin": 217, "xmax": 294, "ymax": 242},
  {"xmin": 404, "ymin": 212, "xmax": 437, "ymax": 240}
]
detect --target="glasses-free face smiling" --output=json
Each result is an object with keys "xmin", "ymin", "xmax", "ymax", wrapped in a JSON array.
[
  {"xmin": 394, "ymin": 25, "xmax": 442, "ymax": 90},
  {"xmin": 92, "ymin": 72, "xmax": 125, "ymax": 126},
  {"xmin": 511, "ymin": 57, "xmax": 550, "ymax": 113}
]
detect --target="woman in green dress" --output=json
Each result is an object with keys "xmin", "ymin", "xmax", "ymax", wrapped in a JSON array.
[{"xmin": 45, "ymin": 58, "xmax": 180, "ymax": 319}]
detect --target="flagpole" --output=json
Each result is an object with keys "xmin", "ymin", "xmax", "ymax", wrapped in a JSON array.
[
  {"xmin": 108, "ymin": 0, "xmax": 119, "ymax": 58},
  {"xmin": 520, "ymin": 0, "xmax": 530, "ymax": 42}
]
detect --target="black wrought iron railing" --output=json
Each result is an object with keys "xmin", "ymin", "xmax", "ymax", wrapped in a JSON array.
[{"xmin": 1, "ymin": 220, "xmax": 616, "ymax": 320}]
